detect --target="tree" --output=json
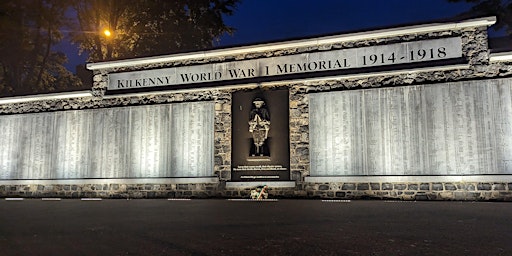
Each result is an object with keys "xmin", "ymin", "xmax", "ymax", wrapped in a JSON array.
[
  {"xmin": 72, "ymin": 0, "xmax": 240, "ymax": 62},
  {"xmin": 449, "ymin": 0, "xmax": 512, "ymax": 36},
  {"xmin": 0, "ymin": 0, "xmax": 82, "ymax": 97}
]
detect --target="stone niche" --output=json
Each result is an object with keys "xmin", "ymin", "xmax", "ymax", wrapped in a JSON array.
[{"xmin": 231, "ymin": 88, "xmax": 290, "ymax": 181}]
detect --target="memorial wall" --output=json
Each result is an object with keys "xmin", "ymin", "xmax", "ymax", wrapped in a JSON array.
[
  {"xmin": 310, "ymin": 78, "xmax": 512, "ymax": 176},
  {"xmin": 1, "ymin": 16, "xmax": 512, "ymax": 200},
  {"xmin": 0, "ymin": 102, "xmax": 214, "ymax": 179}
]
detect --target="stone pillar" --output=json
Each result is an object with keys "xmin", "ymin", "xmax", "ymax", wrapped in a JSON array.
[
  {"xmin": 289, "ymin": 85, "xmax": 310, "ymax": 182},
  {"xmin": 214, "ymin": 91, "xmax": 232, "ymax": 180},
  {"xmin": 91, "ymin": 70, "xmax": 108, "ymax": 98},
  {"xmin": 461, "ymin": 27, "xmax": 490, "ymax": 73}
]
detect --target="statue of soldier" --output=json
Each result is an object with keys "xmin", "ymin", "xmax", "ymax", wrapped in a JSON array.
[{"xmin": 249, "ymin": 98, "xmax": 270, "ymax": 156}]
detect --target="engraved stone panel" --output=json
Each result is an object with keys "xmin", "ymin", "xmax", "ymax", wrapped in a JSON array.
[
  {"xmin": 310, "ymin": 78, "xmax": 512, "ymax": 176},
  {"xmin": 171, "ymin": 102, "xmax": 214, "ymax": 177},
  {"xmin": 0, "ymin": 102, "xmax": 214, "ymax": 180},
  {"xmin": 109, "ymin": 37, "xmax": 462, "ymax": 90}
]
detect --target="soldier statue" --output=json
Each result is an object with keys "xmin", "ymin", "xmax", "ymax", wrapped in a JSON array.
[{"xmin": 249, "ymin": 98, "xmax": 270, "ymax": 156}]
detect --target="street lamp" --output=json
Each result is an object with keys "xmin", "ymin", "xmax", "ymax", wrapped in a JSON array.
[{"xmin": 103, "ymin": 29, "xmax": 112, "ymax": 37}]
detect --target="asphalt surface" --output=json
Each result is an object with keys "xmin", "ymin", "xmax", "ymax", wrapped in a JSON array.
[{"xmin": 0, "ymin": 199, "xmax": 511, "ymax": 256}]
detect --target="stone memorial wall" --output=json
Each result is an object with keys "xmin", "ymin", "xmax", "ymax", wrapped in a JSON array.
[
  {"xmin": 1, "ymin": 17, "xmax": 512, "ymax": 200},
  {"xmin": 310, "ymin": 78, "xmax": 512, "ymax": 176},
  {"xmin": 0, "ymin": 102, "xmax": 214, "ymax": 179}
]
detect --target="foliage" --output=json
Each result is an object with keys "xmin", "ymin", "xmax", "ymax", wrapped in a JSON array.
[
  {"xmin": 449, "ymin": 0, "xmax": 512, "ymax": 35},
  {"xmin": 72, "ymin": 0, "xmax": 240, "ymax": 62},
  {"xmin": 0, "ymin": 0, "xmax": 82, "ymax": 97}
]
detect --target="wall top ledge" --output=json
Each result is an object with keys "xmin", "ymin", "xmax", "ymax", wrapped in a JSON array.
[
  {"xmin": 0, "ymin": 91, "xmax": 93, "ymax": 105},
  {"xmin": 86, "ymin": 17, "xmax": 496, "ymax": 71},
  {"xmin": 490, "ymin": 51, "xmax": 512, "ymax": 62}
]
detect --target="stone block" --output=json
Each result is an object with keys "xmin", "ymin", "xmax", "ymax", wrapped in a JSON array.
[
  {"xmin": 453, "ymin": 192, "xmax": 467, "ymax": 200},
  {"xmin": 466, "ymin": 192, "xmax": 481, "ymax": 200},
  {"xmin": 131, "ymin": 192, "xmax": 144, "ymax": 198},
  {"xmin": 220, "ymin": 171, "xmax": 231, "ymax": 180},
  {"xmin": 492, "ymin": 183, "xmax": 506, "ymax": 191},
  {"xmin": 407, "ymin": 184, "xmax": 418, "ymax": 191},
  {"xmin": 499, "ymin": 192, "xmax": 512, "ymax": 199},
  {"xmin": 466, "ymin": 184, "xmax": 476, "ymax": 191},
  {"xmin": 318, "ymin": 184, "xmax": 329, "ymax": 190},
  {"xmin": 394, "ymin": 184, "xmax": 406, "ymax": 190},
  {"xmin": 444, "ymin": 183, "xmax": 457, "ymax": 191},
  {"xmin": 370, "ymin": 183, "xmax": 380, "ymax": 190},
  {"xmin": 214, "ymin": 156, "xmax": 223, "ymax": 165},
  {"xmin": 177, "ymin": 184, "xmax": 189, "ymax": 190},
  {"xmin": 477, "ymin": 183, "xmax": 492, "ymax": 191},
  {"xmin": 291, "ymin": 171, "xmax": 302, "ymax": 181},
  {"xmin": 205, "ymin": 185, "xmax": 216, "ymax": 191},
  {"xmin": 432, "ymin": 183, "xmax": 443, "ymax": 191},
  {"xmin": 420, "ymin": 183, "xmax": 430, "ymax": 191},
  {"xmin": 427, "ymin": 193, "xmax": 439, "ymax": 200},
  {"xmin": 335, "ymin": 192, "xmax": 346, "ymax": 198},
  {"xmin": 342, "ymin": 183, "xmax": 355, "ymax": 190},
  {"xmin": 382, "ymin": 183, "xmax": 393, "ymax": 190},
  {"xmin": 376, "ymin": 191, "xmax": 390, "ymax": 197},
  {"xmin": 357, "ymin": 183, "xmax": 369, "ymax": 190},
  {"xmin": 439, "ymin": 192, "xmax": 454, "ymax": 199}
]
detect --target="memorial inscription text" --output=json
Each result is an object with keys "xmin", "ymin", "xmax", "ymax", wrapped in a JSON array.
[{"xmin": 109, "ymin": 37, "xmax": 462, "ymax": 90}]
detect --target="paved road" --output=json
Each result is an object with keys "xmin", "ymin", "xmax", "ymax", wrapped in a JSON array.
[{"xmin": 0, "ymin": 199, "xmax": 511, "ymax": 255}]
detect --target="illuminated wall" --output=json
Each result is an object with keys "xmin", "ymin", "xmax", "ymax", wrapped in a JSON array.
[
  {"xmin": 309, "ymin": 78, "xmax": 512, "ymax": 176},
  {"xmin": 0, "ymin": 102, "xmax": 214, "ymax": 179}
]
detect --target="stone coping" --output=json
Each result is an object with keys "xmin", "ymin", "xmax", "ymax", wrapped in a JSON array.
[
  {"xmin": 226, "ymin": 181, "xmax": 296, "ymax": 189},
  {"xmin": 490, "ymin": 51, "xmax": 512, "ymax": 62},
  {"xmin": 0, "ymin": 91, "xmax": 93, "ymax": 105},
  {"xmin": 86, "ymin": 17, "xmax": 496, "ymax": 70},
  {"xmin": 305, "ymin": 175, "xmax": 512, "ymax": 183},
  {"xmin": 0, "ymin": 177, "xmax": 219, "ymax": 185}
]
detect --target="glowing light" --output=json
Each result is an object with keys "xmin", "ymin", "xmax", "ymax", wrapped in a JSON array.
[{"xmin": 103, "ymin": 29, "xmax": 112, "ymax": 37}]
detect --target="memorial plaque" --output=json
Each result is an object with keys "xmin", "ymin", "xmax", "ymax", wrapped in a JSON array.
[
  {"xmin": 0, "ymin": 102, "xmax": 214, "ymax": 180},
  {"xmin": 171, "ymin": 102, "xmax": 214, "ymax": 177},
  {"xmin": 310, "ymin": 78, "xmax": 512, "ymax": 176},
  {"xmin": 1, "ymin": 116, "xmax": 21, "ymax": 179}
]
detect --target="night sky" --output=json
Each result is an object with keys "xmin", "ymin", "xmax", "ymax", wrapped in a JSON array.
[{"xmin": 61, "ymin": 0, "xmax": 503, "ymax": 72}]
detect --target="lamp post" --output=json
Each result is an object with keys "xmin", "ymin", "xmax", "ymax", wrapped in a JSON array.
[{"xmin": 102, "ymin": 29, "xmax": 113, "ymax": 60}]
